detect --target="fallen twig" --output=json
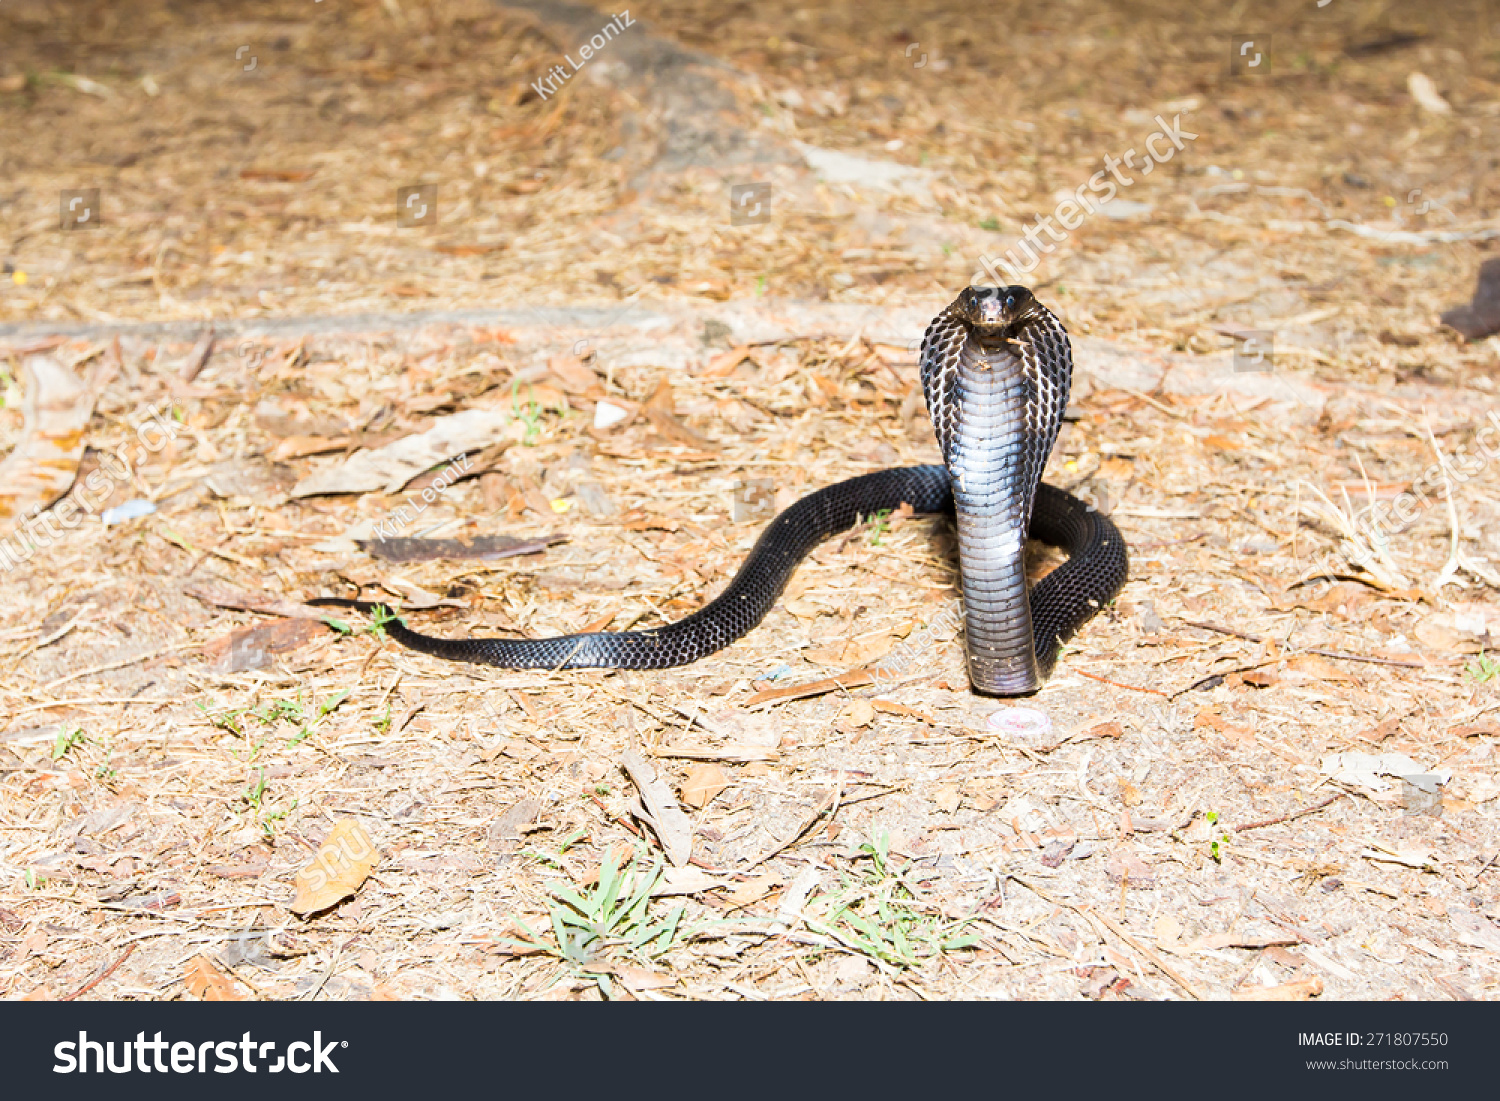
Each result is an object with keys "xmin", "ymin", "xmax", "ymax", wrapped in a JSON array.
[
  {"xmin": 1183, "ymin": 620, "xmax": 1444, "ymax": 669},
  {"xmin": 1008, "ymin": 874, "xmax": 1204, "ymax": 1001},
  {"xmin": 1233, "ymin": 792, "xmax": 1344, "ymax": 833},
  {"xmin": 61, "ymin": 943, "xmax": 136, "ymax": 1001},
  {"xmin": 1074, "ymin": 668, "xmax": 1171, "ymax": 697}
]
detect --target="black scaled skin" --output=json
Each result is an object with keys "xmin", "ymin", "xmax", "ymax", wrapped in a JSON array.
[{"xmin": 312, "ymin": 286, "xmax": 1128, "ymax": 695}]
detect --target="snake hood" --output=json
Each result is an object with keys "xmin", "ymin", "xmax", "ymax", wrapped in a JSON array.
[{"xmin": 919, "ymin": 285, "xmax": 1080, "ymax": 695}]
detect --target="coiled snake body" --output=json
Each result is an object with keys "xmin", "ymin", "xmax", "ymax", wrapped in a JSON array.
[{"xmin": 313, "ymin": 287, "xmax": 1128, "ymax": 696}]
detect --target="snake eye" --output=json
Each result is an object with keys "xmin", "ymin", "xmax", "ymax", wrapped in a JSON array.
[{"xmin": 1005, "ymin": 294, "xmax": 1016, "ymax": 310}]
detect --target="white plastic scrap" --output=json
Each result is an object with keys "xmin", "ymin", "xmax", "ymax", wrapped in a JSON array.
[{"xmin": 1320, "ymin": 751, "xmax": 1451, "ymax": 793}]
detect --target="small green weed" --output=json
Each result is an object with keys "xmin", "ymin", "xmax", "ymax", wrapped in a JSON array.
[
  {"xmin": 805, "ymin": 834, "xmax": 978, "ymax": 969},
  {"xmin": 502, "ymin": 845, "xmax": 686, "ymax": 998},
  {"xmin": 510, "ymin": 378, "xmax": 545, "ymax": 445},
  {"xmin": 200, "ymin": 689, "xmax": 351, "ymax": 748},
  {"xmin": 51, "ymin": 725, "xmax": 86, "ymax": 762},
  {"xmin": 241, "ymin": 768, "xmax": 296, "ymax": 839},
  {"xmin": 1206, "ymin": 810, "xmax": 1230, "ymax": 863},
  {"xmin": 1466, "ymin": 652, "xmax": 1500, "ymax": 684}
]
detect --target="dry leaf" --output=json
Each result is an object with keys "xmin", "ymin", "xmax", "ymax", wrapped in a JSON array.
[
  {"xmin": 1407, "ymin": 71, "xmax": 1452, "ymax": 114},
  {"xmin": 804, "ymin": 631, "xmax": 894, "ymax": 667},
  {"xmin": 838, "ymin": 698, "xmax": 876, "ymax": 730},
  {"xmin": 290, "ymin": 407, "xmax": 510, "ymax": 497},
  {"xmin": 203, "ymin": 618, "xmax": 327, "ymax": 673},
  {"xmin": 680, "ymin": 763, "xmax": 728, "ymax": 809},
  {"xmin": 870, "ymin": 699, "xmax": 935, "ymax": 722},
  {"xmin": 360, "ymin": 533, "xmax": 563, "ymax": 563},
  {"xmin": 184, "ymin": 955, "xmax": 245, "ymax": 1001},
  {"xmin": 1322, "ymin": 752, "xmax": 1437, "ymax": 793},
  {"xmin": 744, "ymin": 669, "xmax": 876, "ymax": 707},
  {"xmin": 932, "ymin": 783, "xmax": 962, "ymax": 815},
  {"xmin": 1193, "ymin": 709, "xmax": 1255, "ymax": 742},
  {"xmin": 1104, "ymin": 844, "xmax": 1157, "ymax": 887},
  {"xmin": 289, "ymin": 820, "xmax": 380, "ymax": 915},
  {"xmin": 547, "ymin": 353, "xmax": 602, "ymax": 395},
  {"xmin": 0, "ymin": 355, "xmax": 98, "ymax": 534},
  {"xmin": 620, "ymin": 750, "xmax": 694, "ymax": 867},
  {"xmin": 272, "ymin": 435, "xmax": 350, "ymax": 461},
  {"xmin": 1284, "ymin": 654, "xmax": 1357, "ymax": 683},
  {"xmin": 727, "ymin": 872, "xmax": 782, "ymax": 907},
  {"xmin": 612, "ymin": 965, "xmax": 676, "ymax": 991},
  {"xmin": 1449, "ymin": 907, "xmax": 1500, "ymax": 953},
  {"xmin": 702, "ymin": 345, "xmax": 754, "ymax": 378},
  {"xmin": 1232, "ymin": 977, "xmax": 1323, "ymax": 1001},
  {"xmin": 1154, "ymin": 914, "xmax": 1183, "ymax": 951},
  {"xmin": 651, "ymin": 866, "xmax": 725, "ymax": 896},
  {"xmin": 1414, "ymin": 602, "xmax": 1500, "ymax": 653}
]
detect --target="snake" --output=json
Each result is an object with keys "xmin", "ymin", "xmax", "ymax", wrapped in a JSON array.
[{"xmin": 311, "ymin": 286, "xmax": 1128, "ymax": 696}]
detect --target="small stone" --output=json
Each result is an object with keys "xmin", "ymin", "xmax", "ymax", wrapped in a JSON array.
[
  {"xmin": 593, "ymin": 401, "xmax": 629, "ymax": 429},
  {"xmin": 574, "ymin": 480, "xmax": 617, "ymax": 518}
]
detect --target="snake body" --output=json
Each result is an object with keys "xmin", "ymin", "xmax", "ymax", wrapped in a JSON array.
[{"xmin": 313, "ymin": 287, "xmax": 1128, "ymax": 695}]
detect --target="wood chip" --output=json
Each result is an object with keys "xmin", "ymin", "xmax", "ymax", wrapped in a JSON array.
[{"xmin": 1231, "ymin": 977, "xmax": 1324, "ymax": 1001}]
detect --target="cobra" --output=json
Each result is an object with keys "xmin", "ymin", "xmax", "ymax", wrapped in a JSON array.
[{"xmin": 312, "ymin": 286, "xmax": 1128, "ymax": 696}]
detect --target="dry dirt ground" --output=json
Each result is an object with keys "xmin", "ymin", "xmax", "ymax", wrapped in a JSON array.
[{"xmin": 1, "ymin": 0, "xmax": 1500, "ymax": 1001}]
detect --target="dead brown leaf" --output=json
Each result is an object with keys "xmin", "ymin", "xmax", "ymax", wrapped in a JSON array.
[
  {"xmin": 184, "ymin": 955, "xmax": 246, "ymax": 1001},
  {"xmin": 548, "ymin": 353, "xmax": 603, "ymax": 396},
  {"xmin": 727, "ymin": 872, "xmax": 782, "ymax": 908},
  {"xmin": 702, "ymin": 344, "xmax": 755, "ymax": 378},
  {"xmin": 289, "ymin": 820, "xmax": 380, "ymax": 916},
  {"xmin": 680, "ymin": 763, "xmax": 729, "ymax": 809},
  {"xmin": 932, "ymin": 783, "xmax": 962, "ymax": 815},
  {"xmin": 202, "ymin": 618, "xmax": 327, "ymax": 673},
  {"xmin": 805, "ymin": 631, "xmax": 894, "ymax": 667},
  {"xmin": 837, "ymin": 698, "xmax": 876, "ymax": 731},
  {"xmin": 1104, "ymin": 844, "xmax": 1157, "ymax": 887}
]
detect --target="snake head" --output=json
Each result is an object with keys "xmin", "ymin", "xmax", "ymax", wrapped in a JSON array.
[{"xmin": 956, "ymin": 285, "xmax": 1040, "ymax": 333}]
